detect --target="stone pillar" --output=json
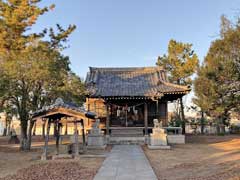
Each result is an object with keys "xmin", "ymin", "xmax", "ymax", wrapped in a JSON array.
[{"xmin": 144, "ymin": 103, "xmax": 148, "ymax": 136}]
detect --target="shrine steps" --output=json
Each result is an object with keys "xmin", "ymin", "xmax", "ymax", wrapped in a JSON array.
[
  {"xmin": 109, "ymin": 128, "xmax": 145, "ymax": 144},
  {"xmin": 110, "ymin": 128, "xmax": 144, "ymax": 136},
  {"xmin": 109, "ymin": 136, "xmax": 145, "ymax": 145}
]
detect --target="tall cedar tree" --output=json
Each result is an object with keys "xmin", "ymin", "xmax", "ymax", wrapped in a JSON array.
[
  {"xmin": 194, "ymin": 16, "xmax": 240, "ymax": 133},
  {"xmin": 0, "ymin": 0, "xmax": 85, "ymax": 150},
  {"xmin": 157, "ymin": 40, "xmax": 199, "ymax": 134}
]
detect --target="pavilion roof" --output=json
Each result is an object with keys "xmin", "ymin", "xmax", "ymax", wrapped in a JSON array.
[
  {"xmin": 85, "ymin": 66, "xmax": 190, "ymax": 98},
  {"xmin": 32, "ymin": 98, "xmax": 95, "ymax": 120}
]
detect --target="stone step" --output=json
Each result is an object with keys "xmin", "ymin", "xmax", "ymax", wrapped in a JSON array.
[
  {"xmin": 111, "ymin": 129, "xmax": 143, "ymax": 135},
  {"xmin": 109, "ymin": 136, "xmax": 145, "ymax": 145},
  {"xmin": 111, "ymin": 131, "xmax": 143, "ymax": 135},
  {"xmin": 110, "ymin": 134, "xmax": 143, "ymax": 137}
]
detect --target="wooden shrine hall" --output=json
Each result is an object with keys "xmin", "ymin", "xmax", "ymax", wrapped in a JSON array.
[{"xmin": 85, "ymin": 67, "xmax": 190, "ymax": 137}]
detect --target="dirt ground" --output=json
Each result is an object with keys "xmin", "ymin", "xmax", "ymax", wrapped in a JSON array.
[
  {"xmin": 1, "ymin": 135, "xmax": 240, "ymax": 180},
  {"xmin": 143, "ymin": 135, "xmax": 240, "ymax": 180},
  {"xmin": 0, "ymin": 136, "xmax": 106, "ymax": 180}
]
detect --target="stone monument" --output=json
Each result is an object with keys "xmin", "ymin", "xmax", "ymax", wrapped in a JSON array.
[
  {"xmin": 148, "ymin": 119, "xmax": 170, "ymax": 149},
  {"xmin": 87, "ymin": 119, "xmax": 106, "ymax": 149}
]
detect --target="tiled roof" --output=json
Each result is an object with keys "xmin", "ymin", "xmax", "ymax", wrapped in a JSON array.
[
  {"xmin": 32, "ymin": 98, "xmax": 95, "ymax": 118},
  {"xmin": 85, "ymin": 67, "xmax": 190, "ymax": 97}
]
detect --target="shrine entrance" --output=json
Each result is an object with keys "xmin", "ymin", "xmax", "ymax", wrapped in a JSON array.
[{"xmin": 110, "ymin": 103, "xmax": 145, "ymax": 127}]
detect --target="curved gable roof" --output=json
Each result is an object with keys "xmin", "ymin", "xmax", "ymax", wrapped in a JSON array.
[{"xmin": 86, "ymin": 67, "xmax": 190, "ymax": 98}]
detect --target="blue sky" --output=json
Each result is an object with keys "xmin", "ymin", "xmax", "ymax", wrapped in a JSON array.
[
  {"xmin": 33, "ymin": 0, "xmax": 240, "ymax": 79},
  {"xmin": 32, "ymin": 0, "xmax": 240, "ymax": 113}
]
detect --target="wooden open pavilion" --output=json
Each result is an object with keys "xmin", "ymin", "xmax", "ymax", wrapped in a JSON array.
[{"xmin": 32, "ymin": 98, "xmax": 95, "ymax": 159}]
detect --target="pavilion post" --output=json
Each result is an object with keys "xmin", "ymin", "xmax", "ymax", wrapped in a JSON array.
[
  {"xmin": 106, "ymin": 104, "xmax": 110, "ymax": 136},
  {"xmin": 41, "ymin": 119, "xmax": 51, "ymax": 160},
  {"xmin": 42, "ymin": 119, "xmax": 46, "ymax": 139},
  {"xmin": 55, "ymin": 119, "xmax": 60, "ymax": 155},
  {"xmin": 144, "ymin": 103, "xmax": 148, "ymax": 136},
  {"xmin": 81, "ymin": 119, "xmax": 86, "ymax": 152},
  {"xmin": 65, "ymin": 121, "xmax": 68, "ymax": 135},
  {"xmin": 74, "ymin": 121, "xmax": 79, "ymax": 158}
]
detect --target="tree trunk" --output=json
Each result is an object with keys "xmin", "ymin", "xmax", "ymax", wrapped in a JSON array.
[
  {"xmin": 7, "ymin": 120, "xmax": 11, "ymax": 136},
  {"xmin": 179, "ymin": 97, "xmax": 186, "ymax": 134},
  {"xmin": 216, "ymin": 117, "xmax": 224, "ymax": 135},
  {"xmin": 20, "ymin": 117, "xmax": 34, "ymax": 151},
  {"xmin": 200, "ymin": 111, "xmax": 204, "ymax": 134},
  {"xmin": 3, "ymin": 118, "xmax": 7, "ymax": 136},
  {"xmin": 20, "ymin": 119, "xmax": 28, "ymax": 151},
  {"xmin": 26, "ymin": 120, "xmax": 34, "ymax": 150}
]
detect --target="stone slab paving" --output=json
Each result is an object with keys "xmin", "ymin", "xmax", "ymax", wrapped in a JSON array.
[{"xmin": 94, "ymin": 145, "xmax": 157, "ymax": 180}]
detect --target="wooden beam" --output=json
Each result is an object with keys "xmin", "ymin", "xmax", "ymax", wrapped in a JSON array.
[{"xmin": 144, "ymin": 103, "xmax": 148, "ymax": 135}]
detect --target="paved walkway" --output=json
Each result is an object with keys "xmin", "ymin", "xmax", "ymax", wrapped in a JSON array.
[{"xmin": 94, "ymin": 145, "xmax": 157, "ymax": 180}]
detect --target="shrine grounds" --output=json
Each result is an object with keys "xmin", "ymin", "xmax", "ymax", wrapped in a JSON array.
[
  {"xmin": 144, "ymin": 135, "xmax": 240, "ymax": 180},
  {"xmin": 0, "ymin": 135, "xmax": 240, "ymax": 180}
]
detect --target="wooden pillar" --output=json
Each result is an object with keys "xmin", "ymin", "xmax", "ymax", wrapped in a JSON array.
[
  {"xmin": 144, "ymin": 103, "xmax": 148, "ymax": 135},
  {"xmin": 74, "ymin": 121, "xmax": 79, "ymax": 158},
  {"xmin": 165, "ymin": 101, "xmax": 168, "ymax": 127},
  {"xmin": 65, "ymin": 121, "xmax": 68, "ymax": 135},
  {"xmin": 156, "ymin": 100, "xmax": 159, "ymax": 120},
  {"xmin": 42, "ymin": 119, "xmax": 46, "ymax": 139},
  {"xmin": 81, "ymin": 119, "xmax": 86, "ymax": 152},
  {"xmin": 106, "ymin": 104, "xmax": 110, "ymax": 135},
  {"xmin": 55, "ymin": 119, "xmax": 60, "ymax": 155},
  {"xmin": 41, "ymin": 119, "xmax": 51, "ymax": 160}
]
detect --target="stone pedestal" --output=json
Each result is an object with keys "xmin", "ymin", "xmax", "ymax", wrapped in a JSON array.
[
  {"xmin": 87, "ymin": 134, "xmax": 106, "ymax": 149},
  {"xmin": 87, "ymin": 119, "xmax": 106, "ymax": 149},
  {"xmin": 148, "ymin": 119, "xmax": 170, "ymax": 149}
]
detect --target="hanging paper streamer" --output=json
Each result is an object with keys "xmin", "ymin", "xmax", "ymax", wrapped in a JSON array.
[
  {"xmin": 134, "ymin": 109, "xmax": 138, "ymax": 115},
  {"xmin": 117, "ymin": 109, "xmax": 120, "ymax": 117},
  {"xmin": 108, "ymin": 102, "xmax": 145, "ymax": 109}
]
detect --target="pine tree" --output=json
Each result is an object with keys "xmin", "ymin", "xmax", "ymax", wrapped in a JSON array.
[
  {"xmin": 0, "ymin": 0, "xmax": 82, "ymax": 150},
  {"xmin": 194, "ymin": 16, "xmax": 240, "ymax": 134},
  {"xmin": 157, "ymin": 40, "xmax": 199, "ymax": 134}
]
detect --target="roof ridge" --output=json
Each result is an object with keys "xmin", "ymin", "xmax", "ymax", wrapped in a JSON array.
[{"xmin": 89, "ymin": 66, "xmax": 164, "ymax": 72}]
